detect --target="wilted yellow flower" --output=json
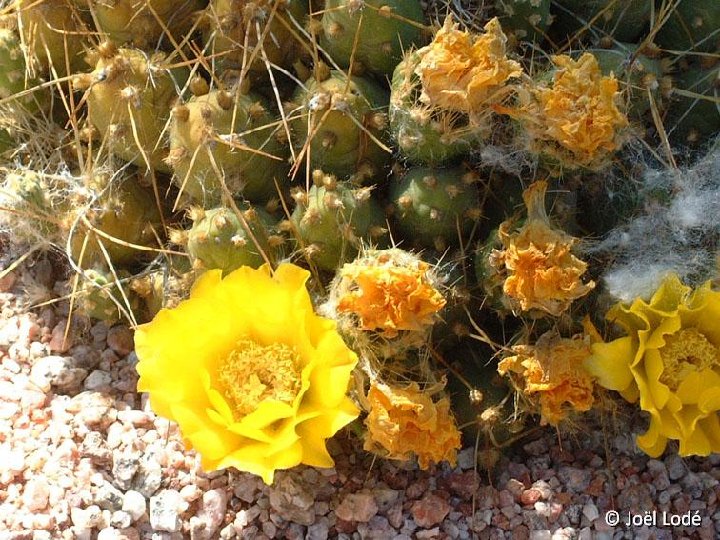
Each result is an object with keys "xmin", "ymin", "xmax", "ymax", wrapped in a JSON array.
[
  {"xmin": 515, "ymin": 53, "xmax": 628, "ymax": 170},
  {"xmin": 134, "ymin": 264, "xmax": 359, "ymax": 484},
  {"xmin": 364, "ymin": 381, "xmax": 462, "ymax": 469},
  {"xmin": 416, "ymin": 17, "xmax": 522, "ymax": 118},
  {"xmin": 334, "ymin": 249, "xmax": 446, "ymax": 337},
  {"xmin": 585, "ymin": 274, "xmax": 720, "ymax": 457},
  {"xmin": 499, "ymin": 330, "xmax": 596, "ymax": 426},
  {"xmin": 492, "ymin": 180, "xmax": 594, "ymax": 316}
]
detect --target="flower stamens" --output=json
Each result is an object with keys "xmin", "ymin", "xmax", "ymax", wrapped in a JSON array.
[
  {"xmin": 659, "ymin": 328, "xmax": 720, "ymax": 390},
  {"xmin": 217, "ymin": 339, "xmax": 302, "ymax": 418}
]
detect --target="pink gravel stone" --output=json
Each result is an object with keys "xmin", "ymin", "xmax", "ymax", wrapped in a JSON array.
[
  {"xmin": 411, "ymin": 493, "xmax": 451, "ymax": 528},
  {"xmin": 334, "ymin": 492, "xmax": 379, "ymax": 523},
  {"xmin": 106, "ymin": 326, "xmax": 134, "ymax": 357}
]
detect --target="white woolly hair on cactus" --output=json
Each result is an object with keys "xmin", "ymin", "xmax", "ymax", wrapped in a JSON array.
[{"xmin": 593, "ymin": 142, "xmax": 720, "ymax": 302}]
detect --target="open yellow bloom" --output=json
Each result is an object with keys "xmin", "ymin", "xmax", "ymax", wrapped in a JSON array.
[
  {"xmin": 493, "ymin": 180, "xmax": 594, "ymax": 316},
  {"xmin": 134, "ymin": 264, "xmax": 359, "ymax": 484},
  {"xmin": 515, "ymin": 53, "xmax": 628, "ymax": 170},
  {"xmin": 416, "ymin": 17, "xmax": 522, "ymax": 118},
  {"xmin": 335, "ymin": 249, "xmax": 446, "ymax": 337},
  {"xmin": 364, "ymin": 381, "xmax": 461, "ymax": 469},
  {"xmin": 499, "ymin": 330, "xmax": 596, "ymax": 426},
  {"xmin": 585, "ymin": 274, "xmax": 720, "ymax": 457}
]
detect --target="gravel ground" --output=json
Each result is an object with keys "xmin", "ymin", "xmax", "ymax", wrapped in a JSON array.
[{"xmin": 1, "ymin": 253, "xmax": 720, "ymax": 540}]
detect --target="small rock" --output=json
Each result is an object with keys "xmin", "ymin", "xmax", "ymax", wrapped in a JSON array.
[
  {"xmin": 150, "ymin": 490, "xmax": 185, "ymax": 532},
  {"xmin": 133, "ymin": 456, "xmax": 163, "ymax": 497},
  {"xmin": 411, "ymin": 493, "xmax": 450, "ymax": 528},
  {"xmin": 96, "ymin": 482, "xmax": 125, "ymax": 511},
  {"xmin": 29, "ymin": 355, "xmax": 78, "ymax": 391},
  {"xmin": 71, "ymin": 505, "xmax": 104, "ymax": 529},
  {"xmin": 84, "ymin": 370, "xmax": 113, "ymax": 391},
  {"xmin": 23, "ymin": 478, "xmax": 50, "ymax": 511},
  {"xmin": 110, "ymin": 511, "xmax": 132, "ymax": 529},
  {"xmin": 107, "ymin": 326, "xmax": 134, "ymax": 356},
  {"xmin": 416, "ymin": 528, "xmax": 442, "ymax": 539},
  {"xmin": 113, "ymin": 453, "xmax": 140, "ymax": 490},
  {"xmin": 82, "ymin": 432, "xmax": 112, "ymax": 467},
  {"xmin": 191, "ymin": 489, "xmax": 228, "ymax": 539},
  {"xmin": 665, "ymin": 454, "xmax": 686, "ymax": 481},
  {"xmin": 122, "ymin": 490, "xmax": 147, "ymax": 522},
  {"xmin": 49, "ymin": 322, "xmax": 74, "ymax": 352},
  {"xmin": 68, "ymin": 391, "xmax": 116, "ymax": 427},
  {"xmin": 557, "ymin": 467, "xmax": 591, "ymax": 493},
  {"xmin": 267, "ymin": 475, "xmax": 315, "ymax": 525},
  {"xmin": 448, "ymin": 471, "xmax": 480, "ymax": 500},
  {"xmin": 521, "ymin": 489, "xmax": 543, "ymax": 506},
  {"xmin": 335, "ymin": 492, "xmax": 379, "ymax": 523},
  {"xmin": 582, "ymin": 502, "xmax": 599, "ymax": 523},
  {"xmin": 306, "ymin": 519, "xmax": 330, "ymax": 540}
]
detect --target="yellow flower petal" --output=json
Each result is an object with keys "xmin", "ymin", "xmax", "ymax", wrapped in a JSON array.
[
  {"xmin": 135, "ymin": 263, "xmax": 359, "ymax": 484},
  {"xmin": 591, "ymin": 273, "xmax": 720, "ymax": 458},
  {"xmin": 585, "ymin": 337, "xmax": 636, "ymax": 392}
]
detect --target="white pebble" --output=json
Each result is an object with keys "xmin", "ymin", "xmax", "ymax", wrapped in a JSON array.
[
  {"xmin": 23, "ymin": 478, "xmax": 50, "ymax": 511},
  {"xmin": 150, "ymin": 490, "xmax": 184, "ymax": 532},
  {"xmin": 122, "ymin": 490, "xmax": 147, "ymax": 522},
  {"xmin": 193, "ymin": 489, "xmax": 228, "ymax": 539},
  {"xmin": 110, "ymin": 510, "xmax": 133, "ymax": 529}
]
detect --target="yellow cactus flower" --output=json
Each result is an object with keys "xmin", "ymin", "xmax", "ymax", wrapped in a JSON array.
[
  {"xmin": 585, "ymin": 274, "xmax": 720, "ymax": 457},
  {"xmin": 493, "ymin": 180, "xmax": 594, "ymax": 316},
  {"xmin": 515, "ymin": 53, "xmax": 628, "ymax": 170},
  {"xmin": 498, "ymin": 330, "xmax": 596, "ymax": 426},
  {"xmin": 134, "ymin": 264, "xmax": 359, "ymax": 484},
  {"xmin": 416, "ymin": 17, "xmax": 522, "ymax": 119},
  {"xmin": 364, "ymin": 381, "xmax": 461, "ymax": 469},
  {"xmin": 334, "ymin": 249, "xmax": 446, "ymax": 337}
]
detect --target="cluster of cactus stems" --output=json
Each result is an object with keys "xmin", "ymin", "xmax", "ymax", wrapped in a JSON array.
[{"xmin": 0, "ymin": 0, "xmax": 718, "ymax": 474}]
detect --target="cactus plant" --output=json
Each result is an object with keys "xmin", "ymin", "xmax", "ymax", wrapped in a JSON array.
[
  {"xmin": 74, "ymin": 44, "xmax": 189, "ymax": 172},
  {"xmin": 167, "ymin": 86, "xmax": 289, "ymax": 206},
  {"xmin": 320, "ymin": 0, "xmax": 428, "ymax": 76},
  {"xmin": 389, "ymin": 50, "xmax": 486, "ymax": 165},
  {"xmin": 290, "ymin": 69, "xmax": 390, "ymax": 181},
  {"xmin": 289, "ymin": 173, "xmax": 387, "ymax": 271},
  {"xmin": 388, "ymin": 165, "xmax": 482, "ymax": 252},
  {"xmin": 185, "ymin": 205, "xmax": 284, "ymax": 273}
]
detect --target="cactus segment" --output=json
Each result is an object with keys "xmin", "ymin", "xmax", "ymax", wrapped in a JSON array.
[
  {"xmin": 320, "ymin": 0, "xmax": 428, "ymax": 76},
  {"xmin": 186, "ymin": 205, "xmax": 283, "ymax": 274},
  {"xmin": 389, "ymin": 50, "xmax": 486, "ymax": 165},
  {"xmin": 200, "ymin": 0, "xmax": 309, "ymax": 73},
  {"xmin": 494, "ymin": 0, "xmax": 552, "ymax": 44},
  {"xmin": 78, "ymin": 46, "xmax": 189, "ymax": 172},
  {"xmin": 290, "ymin": 177, "xmax": 387, "ymax": 271},
  {"xmin": 291, "ymin": 70, "xmax": 390, "ymax": 180},
  {"xmin": 86, "ymin": 0, "xmax": 205, "ymax": 49},
  {"xmin": 69, "ymin": 173, "xmax": 163, "ymax": 269},
  {"xmin": 168, "ymin": 88, "xmax": 289, "ymax": 205},
  {"xmin": 551, "ymin": 0, "xmax": 652, "ymax": 43},
  {"xmin": 389, "ymin": 166, "xmax": 482, "ymax": 251}
]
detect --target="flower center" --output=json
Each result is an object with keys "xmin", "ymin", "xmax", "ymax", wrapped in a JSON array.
[
  {"xmin": 217, "ymin": 339, "xmax": 302, "ymax": 418},
  {"xmin": 659, "ymin": 328, "xmax": 720, "ymax": 390}
]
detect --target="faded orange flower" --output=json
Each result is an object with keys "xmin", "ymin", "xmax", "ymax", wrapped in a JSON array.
[
  {"xmin": 416, "ymin": 17, "xmax": 522, "ymax": 119},
  {"xmin": 333, "ymin": 249, "xmax": 446, "ymax": 338},
  {"xmin": 514, "ymin": 53, "xmax": 628, "ymax": 170},
  {"xmin": 364, "ymin": 381, "xmax": 461, "ymax": 469},
  {"xmin": 492, "ymin": 180, "xmax": 594, "ymax": 316},
  {"xmin": 499, "ymin": 329, "xmax": 597, "ymax": 426}
]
